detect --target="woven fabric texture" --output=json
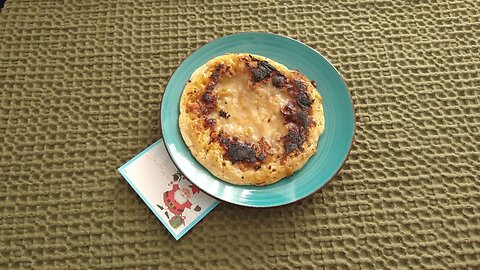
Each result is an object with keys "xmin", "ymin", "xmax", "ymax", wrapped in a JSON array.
[{"xmin": 1, "ymin": 0, "xmax": 479, "ymax": 269}]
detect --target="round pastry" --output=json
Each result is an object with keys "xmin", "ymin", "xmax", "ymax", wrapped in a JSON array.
[{"xmin": 179, "ymin": 53, "xmax": 324, "ymax": 186}]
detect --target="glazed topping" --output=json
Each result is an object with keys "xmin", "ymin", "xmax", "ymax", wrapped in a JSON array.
[
  {"xmin": 212, "ymin": 69, "xmax": 289, "ymax": 148},
  {"xmin": 196, "ymin": 56, "xmax": 316, "ymax": 160}
]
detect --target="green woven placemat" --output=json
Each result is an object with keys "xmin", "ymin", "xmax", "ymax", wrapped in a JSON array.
[{"xmin": 1, "ymin": 0, "xmax": 479, "ymax": 269}]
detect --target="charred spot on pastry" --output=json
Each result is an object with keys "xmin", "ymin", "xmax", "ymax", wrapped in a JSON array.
[
  {"xmin": 296, "ymin": 91, "xmax": 313, "ymax": 108},
  {"xmin": 204, "ymin": 117, "xmax": 216, "ymax": 129},
  {"xmin": 311, "ymin": 80, "xmax": 317, "ymax": 88},
  {"xmin": 219, "ymin": 110, "xmax": 231, "ymax": 119},
  {"xmin": 247, "ymin": 57, "xmax": 288, "ymax": 86},
  {"xmin": 294, "ymin": 80, "xmax": 307, "ymax": 92},
  {"xmin": 218, "ymin": 134, "xmax": 269, "ymax": 165},
  {"xmin": 210, "ymin": 64, "xmax": 223, "ymax": 80},
  {"xmin": 248, "ymin": 55, "xmax": 259, "ymax": 62},
  {"xmin": 272, "ymin": 75, "xmax": 285, "ymax": 87},
  {"xmin": 280, "ymin": 101, "xmax": 310, "ymax": 155},
  {"xmin": 257, "ymin": 152, "xmax": 266, "ymax": 162},
  {"xmin": 202, "ymin": 91, "xmax": 215, "ymax": 104},
  {"xmin": 201, "ymin": 92, "xmax": 217, "ymax": 115},
  {"xmin": 251, "ymin": 61, "xmax": 277, "ymax": 82},
  {"xmin": 204, "ymin": 64, "xmax": 224, "ymax": 92},
  {"xmin": 281, "ymin": 103, "xmax": 309, "ymax": 129},
  {"xmin": 201, "ymin": 64, "xmax": 224, "ymax": 114},
  {"xmin": 217, "ymin": 132, "xmax": 230, "ymax": 146},
  {"xmin": 225, "ymin": 140, "xmax": 257, "ymax": 164},
  {"xmin": 282, "ymin": 129, "xmax": 305, "ymax": 156},
  {"xmin": 294, "ymin": 110, "xmax": 309, "ymax": 129},
  {"xmin": 286, "ymin": 80, "xmax": 312, "ymax": 108}
]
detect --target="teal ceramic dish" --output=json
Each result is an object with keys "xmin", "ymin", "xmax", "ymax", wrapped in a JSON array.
[{"xmin": 161, "ymin": 32, "xmax": 355, "ymax": 207}]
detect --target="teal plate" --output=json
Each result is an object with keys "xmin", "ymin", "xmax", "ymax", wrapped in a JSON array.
[{"xmin": 161, "ymin": 32, "xmax": 355, "ymax": 207}]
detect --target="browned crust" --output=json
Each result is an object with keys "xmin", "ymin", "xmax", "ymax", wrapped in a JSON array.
[{"xmin": 179, "ymin": 53, "xmax": 324, "ymax": 185}]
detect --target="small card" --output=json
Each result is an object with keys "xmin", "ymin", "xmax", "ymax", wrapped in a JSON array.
[{"xmin": 118, "ymin": 139, "xmax": 220, "ymax": 240}]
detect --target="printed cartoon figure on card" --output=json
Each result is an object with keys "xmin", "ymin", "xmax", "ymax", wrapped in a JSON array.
[
  {"xmin": 118, "ymin": 140, "xmax": 219, "ymax": 240},
  {"xmin": 157, "ymin": 172, "xmax": 203, "ymax": 229}
]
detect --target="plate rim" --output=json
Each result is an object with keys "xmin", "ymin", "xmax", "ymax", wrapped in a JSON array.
[{"xmin": 159, "ymin": 31, "xmax": 356, "ymax": 207}]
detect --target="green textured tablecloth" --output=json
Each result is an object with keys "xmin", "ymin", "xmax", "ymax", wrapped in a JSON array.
[{"xmin": 1, "ymin": 0, "xmax": 479, "ymax": 269}]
